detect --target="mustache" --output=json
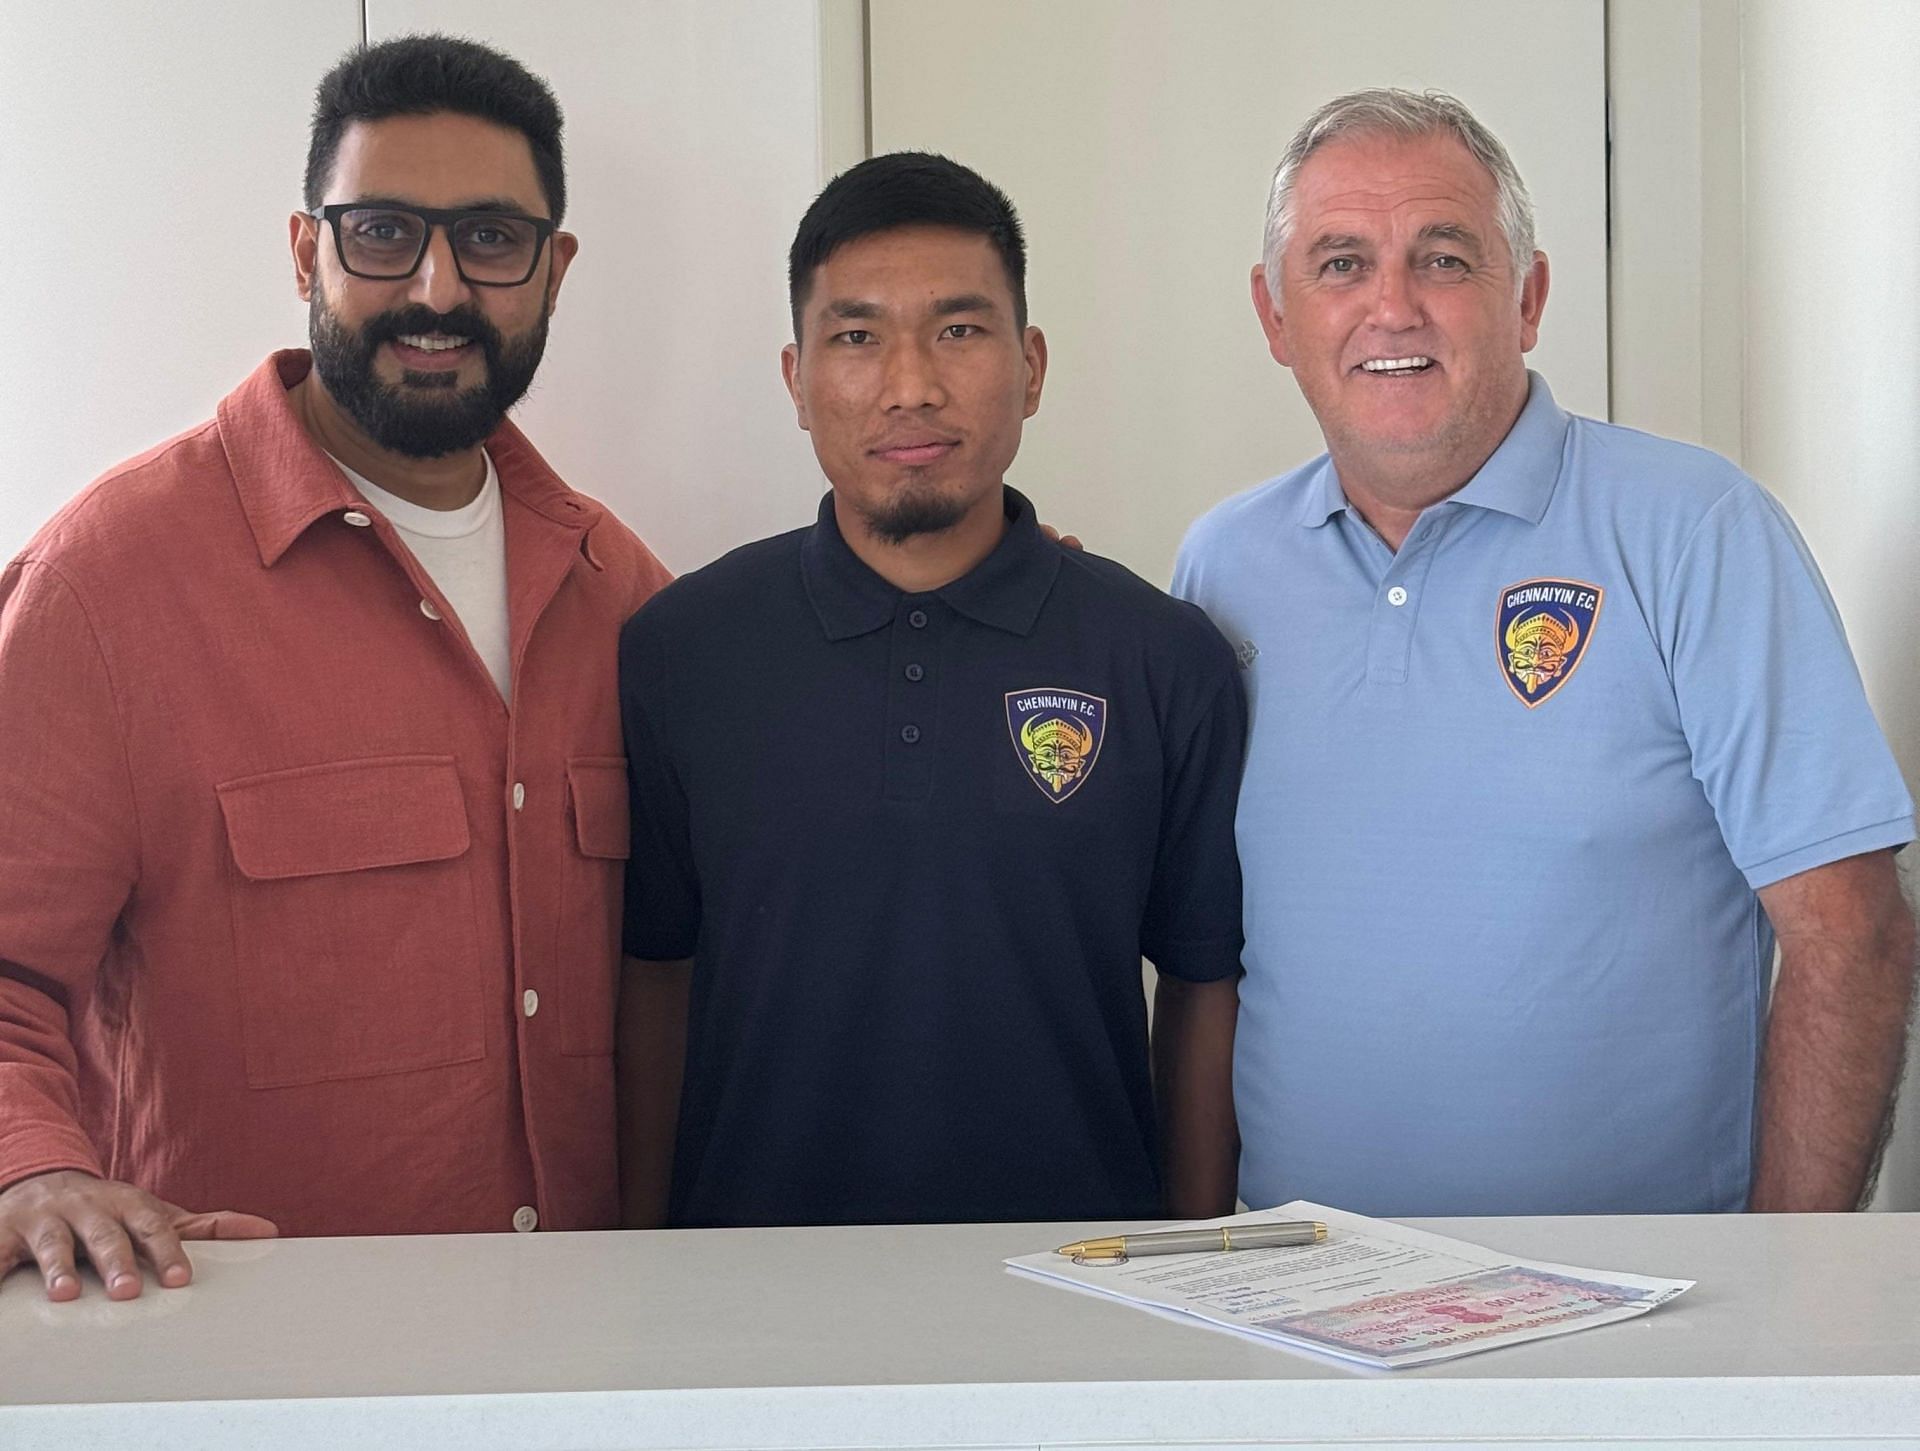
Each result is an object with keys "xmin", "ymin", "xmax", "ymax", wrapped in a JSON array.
[{"xmin": 358, "ymin": 305, "xmax": 506, "ymax": 357}]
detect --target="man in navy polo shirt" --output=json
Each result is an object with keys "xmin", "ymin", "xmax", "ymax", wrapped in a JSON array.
[
  {"xmin": 1175, "ymin": 88, "xmax": 1916, "ymax": 1216},
  {"xmin": 616, "ymin": 153, "xmax": 1245, "ymax": 1228}
]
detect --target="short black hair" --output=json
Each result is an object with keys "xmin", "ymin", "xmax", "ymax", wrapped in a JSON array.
[
  {"xmin": 305, "ymin": 34, "xmax": 567, "ymax": 224},
  {"xmin": 788, "ymin": 151, "xmax": 1027, "ymax": 339}
]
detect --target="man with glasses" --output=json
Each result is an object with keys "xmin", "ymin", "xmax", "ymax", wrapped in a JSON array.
[{"xmin": 0, "ymin": 34, "xmax": 669, "ymax": 1299}]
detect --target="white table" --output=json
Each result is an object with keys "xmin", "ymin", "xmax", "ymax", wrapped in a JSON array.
[{"xmin": 3, "ymin": 1213, "xmax": 1917, "ymax": 1450}]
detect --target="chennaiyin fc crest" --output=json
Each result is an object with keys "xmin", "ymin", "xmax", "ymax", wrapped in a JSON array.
[
  {"xmin": 1005, "ymin": 687, "xmax": 1107, "ymax": 803},
  {"xmin": 1496, "ymin": 577, "xmax": 1604, "ymax": 708}
]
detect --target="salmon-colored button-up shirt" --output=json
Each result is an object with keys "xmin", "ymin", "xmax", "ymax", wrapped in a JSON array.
[{"xmin": 0, "ymin": 352, "xmax": 671, "ymax": 1234}]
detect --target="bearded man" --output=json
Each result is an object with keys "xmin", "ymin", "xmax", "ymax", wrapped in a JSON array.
[
  {"xmin": 0, "ymin": 34, "xmax": 670, "ymax": 1300},
  {"xmin": 615, "ymin": 153, "xmax": 1245, "ymax": 1232}
]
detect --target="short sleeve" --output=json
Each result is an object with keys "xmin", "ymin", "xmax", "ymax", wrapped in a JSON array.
[
  {"xmin": 1665, "ymin": 484, "xmax": 1915, "ymax": 889},
  {"xmin": 618, "ymin": 606, "xmax": 701, "ymax": 961},
  {"xmin": 1142, "ymin": 640, "xmax": 1248, "ymax": 981},
  {"xmin": 1169, "ymin": 514, "xmax": 1219, "ymax": 614}
]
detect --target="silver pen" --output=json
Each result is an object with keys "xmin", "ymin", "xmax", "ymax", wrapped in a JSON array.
[{"xmin": 1056, "ymin": 1219, "xmax": 1326, "ymax": 1260}]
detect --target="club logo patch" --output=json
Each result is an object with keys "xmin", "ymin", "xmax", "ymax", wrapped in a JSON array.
[
  {"xmin": 1006, "ymin": 688, "xmax": 1107, "ymax": 803},
  {"xmin": 1496, "ymin": 578, "xmax": 1603, "ymax": 708}
]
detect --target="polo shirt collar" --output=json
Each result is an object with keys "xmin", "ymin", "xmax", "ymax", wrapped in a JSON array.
[
  {"xmin": 801, "ymin": 485, "xmax": 1062, "ymax": 641},
  {"xmin": 218, "ymin": 349, "xmax": 610, "ymax": 569},
  {"xmin": 1448, "ymin": 372, "xmax": 1568, "ymax": 523},
  {"xmin": 1296, "ymin": 370, "xmax": 1569, "ymax": 529},
  {"xmin": 1295, "ymin": 457, "xmax": 1349, "ymax": 529}
]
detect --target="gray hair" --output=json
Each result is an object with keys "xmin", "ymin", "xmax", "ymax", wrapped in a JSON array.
[{"xmin": 1261, "ymin": 89, "xmax": 1537, "ymax": 300}]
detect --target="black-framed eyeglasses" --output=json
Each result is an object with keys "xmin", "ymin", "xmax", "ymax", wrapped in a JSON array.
[{"xmin": 310, "ymin": 203, "xmax": 557, "ymax": 287}]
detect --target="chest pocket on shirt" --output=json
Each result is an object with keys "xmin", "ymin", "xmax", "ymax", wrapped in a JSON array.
[
  {"xmin": 556, "ymin": 757, "xmax": 629, "ymax": 1056},
  {"xmin": 217, "ymin": 756, "xmax": 485, "ymax": 1089}
]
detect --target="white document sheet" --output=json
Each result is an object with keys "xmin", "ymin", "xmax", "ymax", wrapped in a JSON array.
[{"xmin": 1005, "ymin": 1200, "xmax": 1693, "ymax": 1369}]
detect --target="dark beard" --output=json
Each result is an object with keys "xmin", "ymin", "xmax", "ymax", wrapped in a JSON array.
[
  {"xmin": 854, "ymin": 480, "xmax": 973, "ymax": 544},
  {"xmin": 308, "ymin": 283, "xmax": 548, "ymax": 458}
]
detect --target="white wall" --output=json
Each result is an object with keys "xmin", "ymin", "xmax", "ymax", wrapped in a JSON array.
[
  {"xmin": 1739, "ymin": 0, "xmax": 1920, "ymax": 1210},
  {"xmin": 0, "ymin": 0, "xmax": 826, "ymax": 576},
  {"xmin": 867, "ymin": 0, "xmax": 1609, "ymax": 587},
  {"xmin": 0, "ymin": 0, "xmax": 359, "ymax": 559},
  {"xmin": 365, "ymin": 1, "xmax": 826, "ymax": 573}
]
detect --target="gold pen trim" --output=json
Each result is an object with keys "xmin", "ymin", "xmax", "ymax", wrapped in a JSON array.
[{"xmin": 1055, "ymin": 1236, "xmax": 1127, "ymax": 1257}]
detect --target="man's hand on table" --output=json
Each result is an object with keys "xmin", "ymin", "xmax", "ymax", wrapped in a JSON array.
[{"xmin": 0, "ymin": 1169, "xmax": 277, "ymax": 1301}]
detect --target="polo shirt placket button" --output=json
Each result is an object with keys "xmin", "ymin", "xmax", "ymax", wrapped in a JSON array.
[
  {"xmin": 1364, "ymin": 518, "xmax": 1445, "ymax": 684},
  {"xmin": 512, "ymin": 1205, "xmax": 538, "ymax": 1232},
  {"xmin": 900, "ymin": 724, "xmax": 921, "ymax": 744},
  {"xmin": 419, "ymin": 599, "xmax": 442, "ymax": 621},
  {"xmin": 907, "ymin": 609, "xmax": 929, "ymax": 629},
  {"xmin": 904, "ymin": 663, "xmax": 925, "ymax": 682},
  {"xmin": 342, "ymin": 509, "xmax": 371, "ymax": 528}
]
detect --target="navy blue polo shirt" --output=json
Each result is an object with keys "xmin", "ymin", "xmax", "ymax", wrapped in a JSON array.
[{"xmin": 619, "ymin": 487, "xmax": 1245, "ymax": 1227}]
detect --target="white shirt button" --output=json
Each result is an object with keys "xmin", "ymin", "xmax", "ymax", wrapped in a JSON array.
[
  {"xmin": 522, "ymin": 988, "xmax": 539, "ymax": 1019},
  {"xmin": 1387, "ymin": 586, "xmax": 1409, "ymax": 607},
  {"xmin": 512, "ymin": 1205, "xmax": 538, "ymax": 1233},
  {"xmin": 419, "ymin": 599, "xmax": 442, "ymax": 621},
  {"xmin": 512, "ymin": 782, "xmax": 526, "ymax": 811},
  {"xmin": 342, "ymin": 510, "xmax": 371, "ymax": 527}
]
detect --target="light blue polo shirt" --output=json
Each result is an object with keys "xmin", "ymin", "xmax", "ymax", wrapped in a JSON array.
[{"xmin": 1173, "ymin": 374, "xmax": 1914, "ymax": 1216}]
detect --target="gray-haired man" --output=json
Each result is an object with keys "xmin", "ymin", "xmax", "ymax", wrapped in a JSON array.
[{"xmin": 1173, "ymin": 88, "xmax": 1914, "ymax": 1217}]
